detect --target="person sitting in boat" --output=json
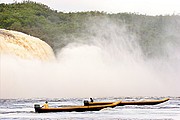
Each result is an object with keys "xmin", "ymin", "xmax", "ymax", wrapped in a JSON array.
[
  {"xmin": 83, "ymin": 98, "xmax": 94, "ymax": 106},
  {"xmin": 90, "ymin": 98, "xmax": 94, "ymax": 102},
  {"xmin": 42, "ymin": 101, "xmax": 49, "ymax": 108}
]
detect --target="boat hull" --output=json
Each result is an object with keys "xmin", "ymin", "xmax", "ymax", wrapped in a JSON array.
[
  {"xmin": 84, "ymin": 98, "xmax": 169, "ymax": 106},
  {"xmin": 34, "ymin": 101, "xmax": 121, "ymax": 113}
]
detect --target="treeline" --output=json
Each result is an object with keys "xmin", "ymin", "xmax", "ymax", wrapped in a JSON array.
[{"xmin": 0, "ymin": 1, "xmax": 179, "ymax": 57}]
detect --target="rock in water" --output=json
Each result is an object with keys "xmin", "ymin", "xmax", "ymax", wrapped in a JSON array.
[{"xmin": 0, "ymin": 29, "xmax": 55, "ymax": 61}]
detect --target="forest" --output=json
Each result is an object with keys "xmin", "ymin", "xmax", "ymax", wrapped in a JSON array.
[{"xmin": 0, "ymin": 1, "xmax": 180, "ymax": 57}]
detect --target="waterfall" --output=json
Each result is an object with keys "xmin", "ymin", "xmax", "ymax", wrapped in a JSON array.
[
  {"xmin": 0, "ymin": 29, "xmax": 55, "ymax": 61},
  {"xmin": 0, "ymin": 18, "xmax": 179, "ymax": 98}
]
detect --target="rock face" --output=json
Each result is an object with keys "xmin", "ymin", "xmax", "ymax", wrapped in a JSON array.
[{"xmin": 0, "ymin": 29, "xmax": 55, "ymax": 61}]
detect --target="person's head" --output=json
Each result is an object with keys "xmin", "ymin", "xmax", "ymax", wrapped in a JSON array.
[
  {"xmin": 45, "ymin": 101, "xmax": 48, "ymax": 103},
  {"xmin": 90, "ymin": 98, "xmax": 93, "ymax": 102}
]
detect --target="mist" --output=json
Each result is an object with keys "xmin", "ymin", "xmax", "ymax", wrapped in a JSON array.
[{"xmin": 1, "ymin": 18, "xmax": 180, "ymax": 99}]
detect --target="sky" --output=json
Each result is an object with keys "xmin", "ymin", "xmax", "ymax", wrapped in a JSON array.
[{"xmin": 0, "ymin": 0, "xmax": 180, "ymax": 15}]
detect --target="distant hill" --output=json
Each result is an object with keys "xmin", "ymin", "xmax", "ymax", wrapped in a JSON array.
[{"xmin": 0, "ymin": 1, "xmax": 179, "ymax": 57}]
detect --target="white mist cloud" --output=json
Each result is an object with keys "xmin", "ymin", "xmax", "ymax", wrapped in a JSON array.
[{"xmin": 1, "ymin": 19, "xmax": 179, "ymax": 99}]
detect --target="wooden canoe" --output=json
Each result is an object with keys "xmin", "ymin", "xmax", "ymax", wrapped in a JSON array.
[
  {"xmin": 84, "ymin": 98, "xmax": 169, "ymax": 106},
  {"xmin": 34, "ymin": 100, "xmax": 121, "ymax": 113}
]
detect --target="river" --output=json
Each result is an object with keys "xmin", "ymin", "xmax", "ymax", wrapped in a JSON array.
[{"xmin": 0, "ymin": 97, "xmax": 180, "ymax": 120}]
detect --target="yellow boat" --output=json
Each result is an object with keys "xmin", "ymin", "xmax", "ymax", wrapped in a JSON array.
[
  {"xmin": 34, "ymin": 100, "xmax": 121, "ymax": 113},
  {"xmin": 84, "ymin": 98, "xmax": 169, "ymax": 106}
]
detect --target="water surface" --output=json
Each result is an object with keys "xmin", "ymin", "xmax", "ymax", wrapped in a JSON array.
[{"xmin": 0, "ymin": 97, "xmax": 180, "ymax": 120}]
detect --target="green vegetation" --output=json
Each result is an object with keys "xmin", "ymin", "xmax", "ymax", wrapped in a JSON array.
[{"xmin": 0, "ymin": 1, "xmax": 180, "ymax": 57}]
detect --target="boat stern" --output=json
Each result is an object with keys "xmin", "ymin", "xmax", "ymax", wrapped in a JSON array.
[{"xmin": 34, "ymin": 104, "xmax": 41, "ymax": 113}]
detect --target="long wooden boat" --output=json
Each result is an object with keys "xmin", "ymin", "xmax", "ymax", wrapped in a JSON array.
[
  {"xmin": 34, "ymin": 100, "xmax": 121, "ymax": 113},
  {"xmin": 84, "ymin": 98, "xmax": 169, "ymax": 106}
]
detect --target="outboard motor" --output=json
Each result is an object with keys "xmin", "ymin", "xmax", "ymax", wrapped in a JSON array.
[
  {"xmin": 34, "ymin": 104, "xmax": 41, "ymax": 112},
  {"xmin": 84, "ymin": 100, "xmax": 89, "ymax": 106}
]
